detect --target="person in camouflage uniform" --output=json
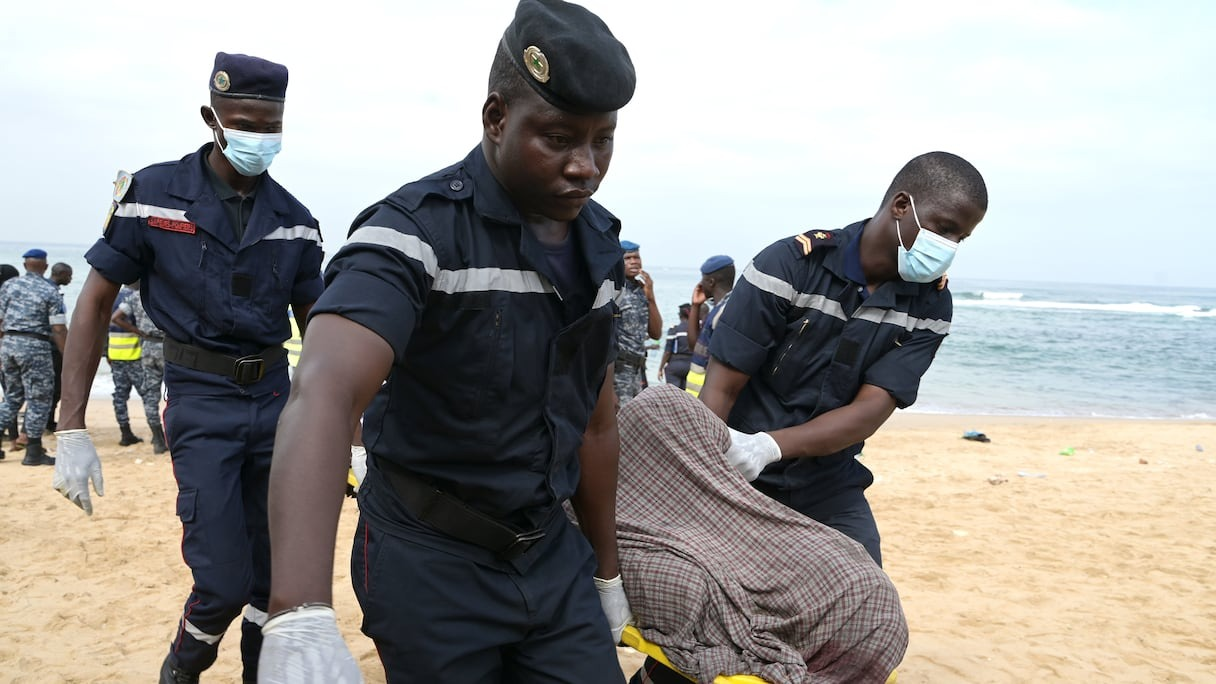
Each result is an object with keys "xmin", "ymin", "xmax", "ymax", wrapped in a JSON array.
[
  {"xmin": 106, "ymin": 283, "xmax": 149, "ymax": 446},
  {"xmin": 112, "ymin": 286, "xmax": 168, "ymax": 454},
  {"xmin": 613, "ymin": 240, "xmax": 662, "ymax": 408},
  {"xmin": 0, "ymin": 249, "xmax": 67, "ymax": 465}
]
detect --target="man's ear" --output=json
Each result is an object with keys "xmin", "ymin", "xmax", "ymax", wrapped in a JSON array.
[
  {"xmin": 889, "ymin": 191, "xmax": 912, "ymax": 221},
  {"xmin": 482, "ymin": 92, "xmax": 507, "ymax": 143},
  {"xmin": 200, "ymin": 105, "xmax": 217, "ymax": 128}
]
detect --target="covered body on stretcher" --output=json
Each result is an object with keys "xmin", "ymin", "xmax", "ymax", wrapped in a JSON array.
[{"xmin": 615, "ymin": 385, "xmax": 907, "ymax": 684}]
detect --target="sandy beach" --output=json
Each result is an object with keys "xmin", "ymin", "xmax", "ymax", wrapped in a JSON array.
[{"xmin": 1, "ymin": 400, "xmax": 1212, "ymax": 683}]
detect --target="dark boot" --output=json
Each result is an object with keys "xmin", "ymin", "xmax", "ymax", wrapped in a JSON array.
[
  {"xmin": 118, "ymin": 423, "xmax": 144, "ymax": 446},
  {"xmin": 21, "ymin": 438, "xmax": 55, "ymax": 466},
  {"xmin": 158, "ymin": 654, "xmax": 200, "ymax": 684},
  {"xmin": 150, "ymin": 425, "xmax": 168, "ymax": 455},
  {"xmin": 0, "ymin": 446, "xmax": 5, "ymax": 461}
]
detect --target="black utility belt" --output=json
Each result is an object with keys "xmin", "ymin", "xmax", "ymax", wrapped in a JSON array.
[
  {"xmin": 380, "ymin": 460, "xmax": 553, "ymax": 561},
  {"xmin": 617, "ymin": 350, "xmax": 646, "ymax": 369},
  {"xmin": 3, "ymin": 330, "xmax": 50, "ymax": 342},
  {"xmin": 163, "ymin": 337, "xmax": 286, "ymax": 385}
]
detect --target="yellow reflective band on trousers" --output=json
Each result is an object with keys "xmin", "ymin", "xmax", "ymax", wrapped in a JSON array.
[
  {"xmin": 108, "ymin": 332, "xmax": 142, "ymax": 361},
  {"xmin": 684, "ymin": 367, "xmax": 706, "ymax": 398}
]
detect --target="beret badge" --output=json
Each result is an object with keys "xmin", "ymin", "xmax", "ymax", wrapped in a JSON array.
[
  {"xmin": 213, "ymin": 70, "xmax": 231, "ymax": 92},
  {"xmin": 523, "ymin": 45, "xmax": 550, "ymax": 83}
]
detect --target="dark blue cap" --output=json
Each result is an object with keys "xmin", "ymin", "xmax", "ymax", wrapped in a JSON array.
[
  {"xmin": 210, "ymin": 52, "xmax": 288, "ymax": 102},
  {"xmin": 502, "ymin": 0, "xmax": 636, "ymax": 114},
  {"xmin": 700, "ymin": 254, "xmax": 733, "ymax": 274},
  {"xmin": 22, "ymin": 248, "xmax": 47, "ymax": 260},
  {"xmin": 620, "ymin": 240, "xmax": 640, "ymax": 253}
]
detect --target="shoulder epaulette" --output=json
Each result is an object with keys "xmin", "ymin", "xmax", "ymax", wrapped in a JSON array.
[{"xmin": 792, "ymin": 229, "xmax": 837, "ymax": 257}]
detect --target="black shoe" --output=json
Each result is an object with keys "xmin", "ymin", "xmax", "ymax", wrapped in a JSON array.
[
  {"xmin": 118, "ymin": 425, "xmax": 144, "ymax": 446},
  {"xmin": 159, "ymin": 655, "xmax": 200, "ymax": 684},
  {"xmin": 150, "ymin": 425, "xmax": 169, "ymax": 455},
  {"xmin": 21, "ymin": 440, "xmax": 55, "ymax": 466}
]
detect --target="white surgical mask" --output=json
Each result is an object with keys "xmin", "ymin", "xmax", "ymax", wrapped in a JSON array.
[
  {"xmin": 210, "ymin": 106, "xmax": 282, "ymax": 176},
  {"xmin": 896, "ymin": 194, "xmax": 957, "ymax": 283}
]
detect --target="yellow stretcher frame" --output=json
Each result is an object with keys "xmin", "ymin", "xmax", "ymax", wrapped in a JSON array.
[{"xmin": 621, "ymin": 626, "xmax": 897, "ymax": 684}]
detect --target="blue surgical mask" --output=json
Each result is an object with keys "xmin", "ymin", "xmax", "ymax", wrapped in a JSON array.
[
  {"xmin": 210, "ymin": 107, "xmax": 282, "ymax": 176},
  {"xmin": 896, "ymin": 194, "xmax": 957, "ymax": 283}
]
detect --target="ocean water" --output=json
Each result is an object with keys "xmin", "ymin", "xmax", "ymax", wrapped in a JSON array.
[
  {"xmin": 4, "ymin": 241, "xmax": 1211, "ymax": 419},
  {"xmin": 645, "ymin": 266, "xmax": 1214, "ymax": 420}
]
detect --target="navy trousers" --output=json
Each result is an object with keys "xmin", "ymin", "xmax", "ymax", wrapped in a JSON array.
[
  {"xmin": 162, "ymin": 388, "xmax": 285, "ymax": 679},
  {"xmin": 352, "ymin": 470, "xmax": 625, "ymax": 683}
]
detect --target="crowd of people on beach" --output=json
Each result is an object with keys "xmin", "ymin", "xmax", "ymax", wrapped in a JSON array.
[
  {"xmin": 0, "ymin": 249, "xmax": 166, "ymax": 466},
  {"xmin": 7, "ymin": 1, "xmax": 989, "ymax": 682}
]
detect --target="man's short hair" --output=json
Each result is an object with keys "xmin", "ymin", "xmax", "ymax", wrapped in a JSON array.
[
  {"xmin": 488, "ymin": 42, "xmax": 533, "ymax": 103},
  {"xmin": 882, "ymin": 152, "xmax": 987, "ymax": 212}
]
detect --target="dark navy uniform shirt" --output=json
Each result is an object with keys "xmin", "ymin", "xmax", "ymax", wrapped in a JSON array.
[
  {"xmin": 312, "ymin": 147, "xmax": 625, "ymax": 529},
  {"xmin": 85, "ymin": 143, "xmax": 325, "ymax": 395},
  {"xmin": 710, "ymin": 220, "xmax": 951, "ymax": 497}
]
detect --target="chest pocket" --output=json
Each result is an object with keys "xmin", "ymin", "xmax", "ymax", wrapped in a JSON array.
[
  {"xmin": 418, "ymin": 292, "xmax": 512, "ymax": 422},
  {"xmin": 241, "ymin": 237, "xmax": 305, "ymax": 323},
  {"xmin": 766, "ymin": 311, "xmax": 847, "ymax": 402},
  {"xmin": 146, "ymin": 226, "xmax": 216, "ymax": 336}
]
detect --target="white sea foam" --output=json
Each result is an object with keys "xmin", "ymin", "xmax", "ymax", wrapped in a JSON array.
[{"xmin": 955, "ymin": 298, "xmax": 1216, "ymax": 318}]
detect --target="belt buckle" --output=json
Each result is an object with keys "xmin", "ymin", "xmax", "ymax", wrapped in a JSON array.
[
  {"xmin": 232, "ymin": 356, "xmax": 265, "ymax": 384},
  {"xmin": 498, "ymin": 528, "xmax": 545, "ymax": 560}
]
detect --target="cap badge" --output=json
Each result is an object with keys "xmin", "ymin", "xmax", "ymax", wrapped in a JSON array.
[
  {"xmin": 523, "ymin": 46, "xmax": 550, "ymax": 83},
  {"xmin": 213, "ymin": 70, "xmax": 231, "ymax": 92}
]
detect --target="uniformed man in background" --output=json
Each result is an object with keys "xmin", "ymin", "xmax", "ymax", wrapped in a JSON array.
[
  {"xmin": 111, "ymin": 283, "xmax": 169, "ymax": 454},
  {"xmin": 260, "ymin": 1, "xmax": 636, "ymax": 681},
  {"xmin": 614, "ymin": 240, "xmax": 662, "ymax": 407},
  {"xmin": 46, "ymin": 261, "xmax": 73, "ymax": 432},
  {"xmin": 53, "ymin": 52, "xmax": 324, "ymax": 683},
  {"xmin": 0, "ymin": 248, "xmax": 66, "ymax": 465},
  {"xmin": 106, "ymin": 282, "xmax": 149, "ymax": 446}
]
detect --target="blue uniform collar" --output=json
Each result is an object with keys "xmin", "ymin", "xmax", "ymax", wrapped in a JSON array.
[
  {"xmin": 463, "ymin": 146, "xmax": 619, "ymax": 238},
  {"xmin": 462, "ymin": 146, "xmax": 622, "ymax": 283},
  {"xmin": 827, "ymin": 220, "xmax": 926, "ymax": 304},
  {"xmin": 166, "ymin": 144, "xmax": 290, "ymax": 220}
]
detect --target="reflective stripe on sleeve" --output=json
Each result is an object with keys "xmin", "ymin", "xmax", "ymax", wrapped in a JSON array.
[
  {"xmin": 853, "ymin": 307, "xmax": 951, "ymax": 334},
  {"xmin": 346, "ymin": 225, "xmax": 439, "ymax": 278},
  {"xmin": 743, "ymin": 261, "xmax": 950, "ymax": 334},
  {"xmin": 113, "ymin": 203, "xmax": 189, "ymax": 221},
  {"xmin": 741, "ymin": 261, "xmax": 848, "ymax": 321}
]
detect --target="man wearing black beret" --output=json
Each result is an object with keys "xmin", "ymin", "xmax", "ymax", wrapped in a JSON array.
[
  {"xmin": 54, "ymin": 52, "xmax": 324, "ymax": 683},
  {"xmin": 263, "ymin": 0, "xmax": 636, "ymax": 681}
]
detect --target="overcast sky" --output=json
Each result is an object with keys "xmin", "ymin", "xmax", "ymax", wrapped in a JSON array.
[{"xmin": 2, "ymin": 1, "xmax": 1213, "ymax": 287}]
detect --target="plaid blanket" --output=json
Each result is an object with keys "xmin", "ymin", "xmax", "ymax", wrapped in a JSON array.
[{"xmin": 617, "ymin": 384, "xmax": 908, "ymax": 683}]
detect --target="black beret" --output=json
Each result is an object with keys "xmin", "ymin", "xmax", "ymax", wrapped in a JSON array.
[
  {"xmin": 502, "ymin": 0, "xmax": 635, "ymax": 113},
  {"xmin": 209, "ymin": 52, "xmax": 288, "ymax": 102}
]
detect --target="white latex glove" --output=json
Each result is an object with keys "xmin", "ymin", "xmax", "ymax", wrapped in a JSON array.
[
  {"xmin": 52, "ymin": 429, "xmax": 105, "ymax": 516},
  {"xmin": 594, "ymin": 574, "xmax": 633, "ymax": 644},
  {"xmin": 350, "ymin": 445, "xmax": 367, "ymax": 492},
  {"xmin": 258, "ymin": 605, "xmax": 362, "ymax": 684},
  {"xmin": 724, "ymin": 428, "xmax": 782, "ymax": 481}
]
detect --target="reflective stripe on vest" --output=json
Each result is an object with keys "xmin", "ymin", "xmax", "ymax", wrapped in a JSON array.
[{"xmin": 108, "ymin": 332, "xmax": 142, "ymax": 361}]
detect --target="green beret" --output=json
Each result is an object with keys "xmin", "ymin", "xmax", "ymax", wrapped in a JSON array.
[{"xmin": 502, "ymin": 0, "xmax": 636, "ymax": 114}]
